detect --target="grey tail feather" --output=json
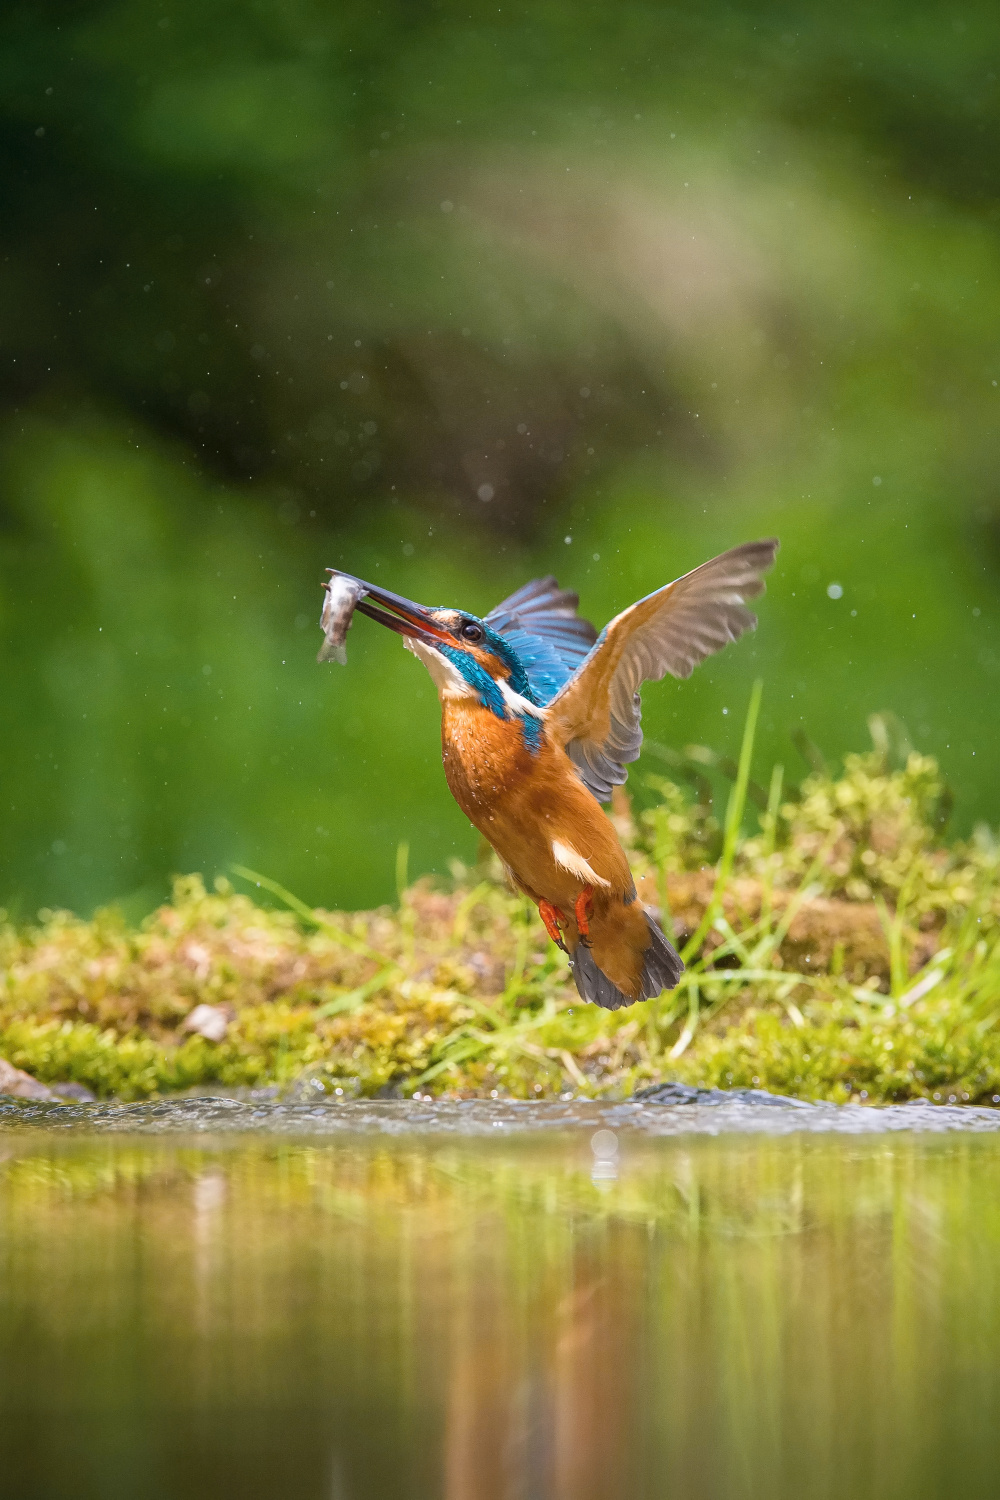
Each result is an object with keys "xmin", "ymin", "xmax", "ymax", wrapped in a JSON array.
[
  {"xmin": 569, "ymin": 942, "xmax": 630, "ymax": 1011},
  {"xmin": 639, "ymin": 912, "xmax": 684, "ymax": 998},
  {"xmin": 569, "ymin": 912, "xmax": 684, "ymax": 1011}
]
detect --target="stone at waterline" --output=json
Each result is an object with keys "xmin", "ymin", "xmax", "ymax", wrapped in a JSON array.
[
  {"xmin": 634, "ymin": 1080, "xmax": 816, "ymax": 1109},
  {"xmin": 50, "ymin": 1081, "xmax": 97, "ymax": 1103},
  {"xmin": 0, "ymin": 1057, "xmax": 57, "ymax": 1101}
]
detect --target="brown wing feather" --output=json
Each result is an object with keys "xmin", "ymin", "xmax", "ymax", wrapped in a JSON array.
[{"xmin": 548, "ymin": 538, "xmax": 779, "ymax": 800}]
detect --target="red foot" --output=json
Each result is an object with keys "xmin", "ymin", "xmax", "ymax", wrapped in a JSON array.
[
  {"xmin": 538, "ymin": 899, "xmax": 568, "ymax": 951},
  {"xmin": 574, "ymin": 887, "xmax": 594, "ymax": 944}
]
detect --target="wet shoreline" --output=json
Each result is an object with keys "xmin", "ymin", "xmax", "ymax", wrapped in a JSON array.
[{"xmin": 3, "ymin": 1086, "xmax": 1000, "ymax": 1137}]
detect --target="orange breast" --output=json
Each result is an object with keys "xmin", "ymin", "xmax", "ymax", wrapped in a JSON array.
[
  {"xmin": 441, "ymin": 703, "xmax": 532, "ymax": 821},
  {"xmin": 440, "ymin": 702, "xmax": 632, "ymax": 904}
]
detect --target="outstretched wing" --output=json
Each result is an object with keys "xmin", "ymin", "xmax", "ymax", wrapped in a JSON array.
[
  {"xmin": 486, "ymin": 576, "xmax": 598, "ymax": 705},
  {"xmin": 547, "ymin": 539, "xmax": 779, "ymax": 801}
]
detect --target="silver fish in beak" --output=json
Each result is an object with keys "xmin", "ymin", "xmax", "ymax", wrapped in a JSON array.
[
  {"xmin": 317, "ymin": 574, "xmax": 368, "ymax": 664},
  {"xmin": 318, "ymin": 570, "xmax": 455, "ymax": 665}
]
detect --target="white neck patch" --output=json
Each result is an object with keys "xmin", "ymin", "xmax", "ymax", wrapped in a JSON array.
[
  {"xmin": 498, "ymin": 678, "xmax": 547, "ymax": 720},
  {"xmin": 404, "ymin": 637, "xmax": 475, "ymax": 700}
]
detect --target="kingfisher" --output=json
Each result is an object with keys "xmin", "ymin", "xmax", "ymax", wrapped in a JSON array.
[{"xmin": 321, "ymin": 538, "xmax": 778, "ymax": 1010}]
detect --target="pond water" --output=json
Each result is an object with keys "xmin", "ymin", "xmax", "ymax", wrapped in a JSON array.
[{"xmin": 2, "ymin": 1095, "xmax": 1000, "ymax": 1500}]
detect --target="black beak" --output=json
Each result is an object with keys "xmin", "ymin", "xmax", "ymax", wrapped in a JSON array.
[{"xmin": 329, "ymin": 572, "xmax": 453, "ymax": 646}]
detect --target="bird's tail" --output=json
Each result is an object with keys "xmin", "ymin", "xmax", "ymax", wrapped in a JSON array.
[{"xmin": 568, "ymin": 909, "xmax": 683, "ymax": 1011}]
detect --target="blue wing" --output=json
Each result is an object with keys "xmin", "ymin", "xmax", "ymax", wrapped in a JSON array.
[
  {"xmin": 547, "ymin": 540, "xmax": 779, "ymax": 801},
  {"xmin": 486, "ymin": 576, "xmax": 597, "ymax": 705}
]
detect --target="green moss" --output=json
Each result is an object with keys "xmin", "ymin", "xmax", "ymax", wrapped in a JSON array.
[
  {"xmin": 671, "ymin": 997, "xmax": 1000, "ymax": 1106},
  {"xmin": 2, "ymin": 731, "xmax": 999, "ymax": 1106}
]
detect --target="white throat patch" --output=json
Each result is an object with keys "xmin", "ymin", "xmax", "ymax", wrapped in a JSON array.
[{"xmin": 404, "ymin": 637, "xmax": 475, "ymax": 700}]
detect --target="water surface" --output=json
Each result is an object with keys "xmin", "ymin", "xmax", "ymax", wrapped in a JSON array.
[{"xmin": 2, "ymin": 1098, "xmax": 999, "ymax": 1499}]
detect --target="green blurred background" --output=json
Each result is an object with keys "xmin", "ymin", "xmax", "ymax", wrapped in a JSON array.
[{"xmin": 1, "ymin": 0, "xmax": 998, "ymax": 917}]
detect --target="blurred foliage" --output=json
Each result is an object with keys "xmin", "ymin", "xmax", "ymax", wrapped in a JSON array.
[
  {"xmin": 3, "ymin": 739, "xmax": 1000, "ymax": 1105},
  {"xmin": 1, "ymin": 0, "xmax": 1000, "ymax": 913}
]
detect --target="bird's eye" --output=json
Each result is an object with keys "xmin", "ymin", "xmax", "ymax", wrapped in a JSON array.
[{"xmin": 461, "ymin": 621, "xmax": 483, "ymax": 643}]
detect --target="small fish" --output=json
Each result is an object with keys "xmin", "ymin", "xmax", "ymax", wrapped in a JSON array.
[{"xmin": 318, "ymin": 573, "xmax": 368, "ymax": 664}]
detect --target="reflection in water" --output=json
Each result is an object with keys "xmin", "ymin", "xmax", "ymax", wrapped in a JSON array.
[
  {"xmin": 0, "ymin": 1128, "xmax": 999, "ymax": 1499},
  {"xmin": 589, "ymin": 1128, "xmax": 620, "ymax": 1192}
]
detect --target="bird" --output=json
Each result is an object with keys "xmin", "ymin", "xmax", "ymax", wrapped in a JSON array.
[{"xmin": 322, "ymin": 538, "xmax": 779, "ymax": 1010}]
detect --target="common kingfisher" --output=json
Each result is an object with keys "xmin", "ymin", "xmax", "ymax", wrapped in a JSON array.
[{"xmin": 320, "ymin": 538, "xmax": 778, "ymax": 1010}]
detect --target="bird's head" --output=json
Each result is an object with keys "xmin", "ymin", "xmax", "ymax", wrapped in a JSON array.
[{"xmin": 340, "ymin": 573, "xmax": 534, "ymax": 709}]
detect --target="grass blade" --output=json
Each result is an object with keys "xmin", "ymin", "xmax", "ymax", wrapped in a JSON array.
[{"xmin": 681, "ymin": 679, "xmax": 763, "ymax": 964}]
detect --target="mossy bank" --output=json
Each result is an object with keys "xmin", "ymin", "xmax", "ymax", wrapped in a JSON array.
[{"xmin": 2, "ymin": 720, "xmax": 999, "ymax": 1106}]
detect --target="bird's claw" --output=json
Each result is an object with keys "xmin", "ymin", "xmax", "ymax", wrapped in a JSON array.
[
  {"xmin": 574, "ymin": 887, "xmax": 594, "ymax": 946},
  {"xmin": 538, "ymin": 899, "xmax": 569, "ymax": 952}
]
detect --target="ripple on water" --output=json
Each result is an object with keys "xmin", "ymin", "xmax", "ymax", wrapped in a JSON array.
[{"xmin": 1, "ymin": 1086, "xmax": 999, "ymax": 1137}]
